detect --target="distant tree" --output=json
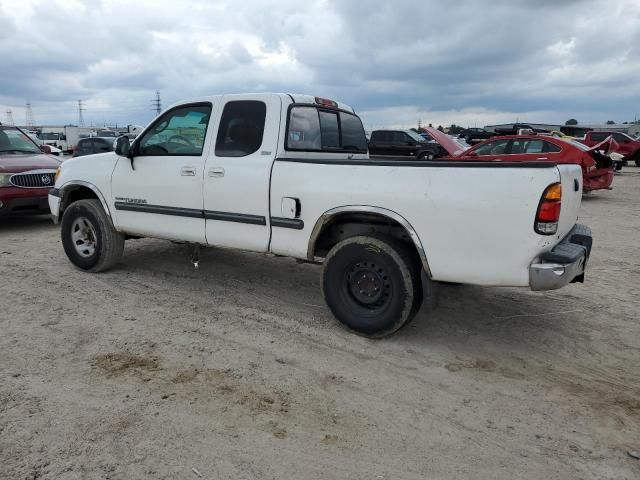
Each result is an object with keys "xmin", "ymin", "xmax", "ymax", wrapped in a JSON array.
[
  {"xmin": 448, "ymin": 124, "xmax": 464, "ymax": 135},
  {"xmin": 565, "ymin": 118, "xmax": 578, "ymax": 125},
  {"xmin": 428, "ymin": 123, "xmax": 433, "ymax": 128},
  {"xmin": 437, "ymin": 125, "xmax": 444, "ymax": 132},
  {"xmin": 606, "ymin": 120, "xmax": 615, "ymax": 124}
]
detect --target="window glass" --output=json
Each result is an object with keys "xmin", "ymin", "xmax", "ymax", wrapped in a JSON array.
[
  {"xmin": 524, "ymin": 139, "xmax": 545, "ymax": 153},
  {"xmin": 590, "ymin": 132, "xmax": 607, "ymax": 142},
  {"xmin": 544, "ymin": 141, "xmax": 561, "ymax": 153},
  {"xmin": 474, "ymin": 139, "xmax": 509, "ymax": 155},
  {"xmin": 319, "ymin": 111, "xmax": 339, "ymax": 149},
  {"xmin": 371, "ymin": 131, "xmax": 390, "ymax": 142},
  {"xmin": 75, "ymin": 139, "xmax": 93, "ymax": 156},
  {"xmin": 405, "ymin": 130, "xmax": 425, "ymax": 142},
  {"xmin": 215, "ymin": 101, "xmax": 266, "ymax": 157},
  {"xmin": 139, "ymin": 104, "xmax": 211, "ymax": 156},
  {"xmin": 612, "ymin": 132, "xmax": 630, "ymax": 143},
  {"xmin": 287, "ymin": 107, "xmax": 321, "ymax": 150},
  {"xmin": 340, "ymin": 113, "xmax": 367, "ymax": 151},
  {"xmin": 0, "ymin": 127, "xmax": 41, "ymax": 154},
  {"xmin": 393, "ymin": 131, "xmax": 408, "ymax": 144},
  {"xmin": 94, "ymin": 139, "xmax": 112, "ymax": 153}
]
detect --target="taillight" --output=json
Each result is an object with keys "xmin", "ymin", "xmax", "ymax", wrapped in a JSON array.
[{"xmin": 535, "ymin": 183, "xmax": 562, "ymax": 235}]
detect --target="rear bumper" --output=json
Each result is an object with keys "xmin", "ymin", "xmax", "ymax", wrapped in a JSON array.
[
  {"xmin": 530, "ymin": 224, "xmax": 592, "ymax": 291},
  {"xmin": 584, "ymin": 168, "xmax": 613, "ymax": 191}
]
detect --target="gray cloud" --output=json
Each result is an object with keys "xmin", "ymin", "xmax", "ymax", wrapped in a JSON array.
[{"xmin": 1, "ymin": 0, "xmax": 638, "ymax": 128}]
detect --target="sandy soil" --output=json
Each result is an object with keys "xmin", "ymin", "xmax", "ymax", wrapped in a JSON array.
[{"xmin": 1, "ymin": 168, "xmax": 639, "ymax": 480}]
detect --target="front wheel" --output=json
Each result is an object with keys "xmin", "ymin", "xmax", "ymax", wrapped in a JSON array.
[
  {"xmin": 61, "ymin": 199, "xmax": 124, "ymax": 272},
  {"xmin": 321, "ymin": 235, "xmax": 423, "ymax": 338},
  {"xmin": 417, "ymin": 152, "xmax": 434, "ymax": 160}
]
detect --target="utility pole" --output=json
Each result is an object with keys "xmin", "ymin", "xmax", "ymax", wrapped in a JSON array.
[
  {"xmin": 151, "ymin": 91, "xmax": 162, "ymax": 115},
  {"xmin": 78, "ymin": 100, "xmax": 85, "ymax": 127},
  {"xmin": 417, "ymin": 119, "xmax": 422, "ymax": 131},
  {"xmin": 25, "ymin": 102, "xmax": 35, "ymax": 128},
  {"xmin": 5, "ymin": 108, "xmax": 14, "ymax": 125}
]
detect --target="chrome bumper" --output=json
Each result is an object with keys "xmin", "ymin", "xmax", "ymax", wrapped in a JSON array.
[
  {"xmin": 530, "ymin": 224, "xmax": 592, "ymax": 291},
  {"xmin": 48, "ymin": 188, "xmax": 61, "ymax": 224}
]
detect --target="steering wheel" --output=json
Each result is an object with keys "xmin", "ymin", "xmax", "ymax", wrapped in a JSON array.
[{"xmin": 167, "ymin": 135, "xmax": 195, "ymax": 147}]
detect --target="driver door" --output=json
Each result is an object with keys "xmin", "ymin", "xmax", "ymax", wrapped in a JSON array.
[{"xmin": 111, "ymin": 102, "xmax": 216, "ymax": 242}]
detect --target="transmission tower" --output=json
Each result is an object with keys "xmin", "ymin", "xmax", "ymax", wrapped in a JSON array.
[
  {"xmin": 78, "ymin": 100, "xmax": 86, "ymax": 127},
  {"xmin": 25, "ymin": 102, "xmax": 35, "ymax": 128},
  {"xmin": 151, "ymin": 91, "xmax": 162, "ymax": 115},
  {"xmin": 5, "ymin": 109, "xmax": 14, "ymax": 125}
]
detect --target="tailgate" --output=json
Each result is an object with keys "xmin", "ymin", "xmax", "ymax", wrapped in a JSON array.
[{"xmin": 555, "ymin": 164, "xmax": 583, "ymax": 239}]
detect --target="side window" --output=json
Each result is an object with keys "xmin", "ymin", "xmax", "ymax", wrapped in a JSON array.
[
  {"xmin": 139, "ymin": 104, "xmax": 211, "ymax": 156},
  {"xmin": 524, "ymin": 140, "xmax": 545, "ymax": 154},
  {"xmin": 94, "ymin": 139, "xmax": 112, "ymax": 153},
  {"xmin": 215, "ymin": 101, "xmax": 266, "ymax": 157},
  {"xmin": 590, "ymin": 132, "xmax": 607, "ymax": 142},
  {"xmin": 392, "ymin": 132, "xmax": 407, "ymax": 144},
  {"xmin": 318, "ymin": 111, "xmax": 339, "ymax": 149},
  {"xmin": 612, "ymin": 132, "xmax": 629, "ymax": 143},
  {"xmin": 474, "ymin": 139, "xmax": 509, "ymax": 155},
  {"xmin": 340, "ymin": 112, "xmax": 367, "ymax": 151},
  {"xmin": 287, "ymin": 107, "xmax": 321, "ymax": 150},
  {"xmin": 543, "ymin": 141, "xmax": 561, "ymax": 153},
  {"xmin": 76, "ymin": 140, "xmax": 92, "ymax": 155}
]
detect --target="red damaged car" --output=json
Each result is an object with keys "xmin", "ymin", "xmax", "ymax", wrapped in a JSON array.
[
  {"xmin": 0, "ymin": 125, "xmax": 61, "ymax": 217},
  {"xmin": 426, "ymin": 127, "xmax": 616, "ymax": 192}
]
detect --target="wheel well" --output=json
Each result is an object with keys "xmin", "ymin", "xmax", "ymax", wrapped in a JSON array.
[
  {"xmin": 311, "ymin": 212, "xmax": 425, "ymax": 270},
  {"xmin": 60, "ymin": 186, "xmax": 99, "ymax": 215}
]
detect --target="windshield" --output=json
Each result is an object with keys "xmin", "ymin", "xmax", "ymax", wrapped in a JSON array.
[
  {"xmin": 0, "ymin": 127, "xmax": 41, "ymax": 154},
  {"xmin": 565, "ymin": 139, "xmax": 591, "ymax": 151},
  {"xmin": 405, "ymin": 130, "xmax": 426, "ymax": 142}
]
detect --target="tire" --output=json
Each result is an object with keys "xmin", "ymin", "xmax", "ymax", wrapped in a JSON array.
[
  {"xmin": 321, "ymin": 235, "xmax": 423, "ymax": 338},
  {"xmin": 635, "ymin": 153, "xmax": 640, "ymax": 167},
  {"xmin": 60, "ymin": 199, "xmax": 124, "ymax": 272}
]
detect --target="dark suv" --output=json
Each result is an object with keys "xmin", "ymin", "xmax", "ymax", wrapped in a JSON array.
[
  {"xmin": 72, "ymin": 137, "xmax": 116, "ymax": 157},
  {"xmin": 368, "ymin": 129, "xmax": 440, "ymax": 159},
  {"xmin": 458, "ymin": 128, "xmax": 493, "ymax": 144}
]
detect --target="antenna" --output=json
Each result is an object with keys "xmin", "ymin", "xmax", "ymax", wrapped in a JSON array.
[
  {"xmin": 5, "ymin": 108, "xmax": 14, "ymax": 125},
  {"xmin": 78, "ymin": 100, "xmax": 85, "ymax": 127},
  {"xmin": 151, "ymin": 90, "xmax": 162, "ymax": 115},
  {"xmin": 25, "ymin": 102, "xmax": 35, "ymax": 128}
]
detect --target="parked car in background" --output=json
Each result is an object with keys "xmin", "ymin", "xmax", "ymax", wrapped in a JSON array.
[
  {"xmin": 28, "ymin": 134, "xmax": 64, "ymax": 158},
  {"xmin": 0, "ymin": 125, "xmax": 61, "ymax": 216},
  {"xmin": 37, "ymin": 131, "xmax": 68, "ymax": 151},
  {"xmin": 580, "ymin": 131, "xmax": 640, "ymax": 166},
  {"xmin": 458, "ymin": 127, "xmax": 493, "ymax": 144},
  {"xmin": 72, "ymin": 137, "xmax": 116, "ymax": 157},
  {"xmin": 368, "ymin": 129, "xmax": 441, "ymax": 159},
  {"xmin": 427, "ymin": 127, "xmax": 615, "ymax": 192}
]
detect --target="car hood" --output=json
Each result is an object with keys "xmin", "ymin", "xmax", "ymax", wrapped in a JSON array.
[
  {"xmin": 0, "ymin": 153, "xmax": 61, "ymax": 174},
  {"xmin": 425, "ymin": 126, "xmax": 470, "ymax": 157}
]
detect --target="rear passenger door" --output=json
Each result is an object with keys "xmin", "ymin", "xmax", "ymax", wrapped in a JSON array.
[
  {"xmin": 469, "ymin": 138, "xmax": 510, "ymax": 161},
  {"xmin": 203, "ymin": 94, "xmax": 281, "ymax": 252}
]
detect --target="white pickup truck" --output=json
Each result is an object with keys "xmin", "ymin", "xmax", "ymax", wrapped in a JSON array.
[{"xmin": 49, "ymin": 93, "xmax": 592, "ymax": 337}]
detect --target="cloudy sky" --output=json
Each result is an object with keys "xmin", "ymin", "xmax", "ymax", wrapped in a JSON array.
[{"xmin": 1, "ymin": 0, "xmax": 639, "ymax": 130}]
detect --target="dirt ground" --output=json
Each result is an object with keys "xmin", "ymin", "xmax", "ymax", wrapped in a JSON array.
[{"xmin": 1, "ymin": 168, "xmax": 639, "ymax": 480}]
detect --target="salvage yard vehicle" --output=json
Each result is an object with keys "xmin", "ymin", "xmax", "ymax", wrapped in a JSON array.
[
  {"xmin": 72, "ymin": 137, "xmax": 116, "ymax": 158},
  {"xmin": 458, "ymin": 127, "xmax": 493, "ymax": 144},
  {"xmin": 368, "ymin": 129, "xmax": 441, "ymax": 159},
  {"xmin": 49, "ymin": 93, "xmax": 592, "ymax": 337},
  {"xmin": 428, "ymin": 127, "xmax": 616, "ymax": 193},
  {"xmin": 580, "ymin": 131, "xmax": 640, "ymax": 167},
  {"xmin": 0, "ymin": 125, "xmax": 61, "ymax": 217}
]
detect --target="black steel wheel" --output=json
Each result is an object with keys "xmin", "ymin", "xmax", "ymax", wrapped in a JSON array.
[
  {"xmin": 60, "ymin": 199, "xmax": 124, "ymax": 272},
  {"xmin": 322, "ymin": 235, "xmax": 423, "ymax": 337}
]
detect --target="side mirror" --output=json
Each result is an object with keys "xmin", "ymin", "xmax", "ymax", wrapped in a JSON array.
[
  {"xmin": 115, "ymin": 136, "xmax": 131, "ymax": 156},
  {"xmin": 40, "ymin": 144, "xmax": 52, "ymax": 154}
]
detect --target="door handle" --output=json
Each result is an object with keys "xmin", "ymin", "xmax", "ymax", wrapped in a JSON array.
[
  {"xmin": 536, "ymin": 157, "xmax": 548, "ymax": 160},
  {"xmin": 181, "ymin": 166, "xmax": 196, "ymax": 176},
  {"xmin": 208, "ymin": 167, "xmax": 225, "ymax": 178}
]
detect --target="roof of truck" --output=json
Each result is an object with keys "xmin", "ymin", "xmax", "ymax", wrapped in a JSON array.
[{"xmin": 164, "ymin": 93, "xmax": 355, "ymax": 115}]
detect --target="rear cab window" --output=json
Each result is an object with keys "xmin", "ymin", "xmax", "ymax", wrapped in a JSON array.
[{"xmin": 286, "ymin": 105, "xmax": 367, "ymax": 153}]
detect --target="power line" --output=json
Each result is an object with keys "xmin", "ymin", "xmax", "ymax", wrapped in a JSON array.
[
  {"xmin": 151, "ymin": 90, "xmax": 162, "ymax": 115},
  {"xmin": 25, "ymin": 102, "xmax": 35, "ymax": 128},
  {"xmin": 78, "ymin": 99, "xmax": 86, "ymax": 127}
]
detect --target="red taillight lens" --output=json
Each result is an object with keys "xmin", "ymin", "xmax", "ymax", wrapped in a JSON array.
[{"xmin": 535, "ymin": 183, "xmax": 562, "ymax": 235}]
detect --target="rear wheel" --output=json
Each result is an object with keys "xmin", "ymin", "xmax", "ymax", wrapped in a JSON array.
[
  {"xmin": 61, "ymin": 199, "xmax": 124, "ymax": 272},
  {"xmin": 635, "ymin": 152, "xmax": 640, "ymax": 167},
  {"xmin": 321, "ymin": 235, "xmax": 423, "ymax": 338}
]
